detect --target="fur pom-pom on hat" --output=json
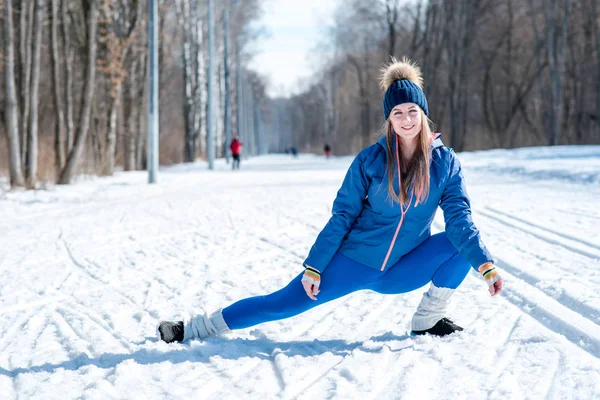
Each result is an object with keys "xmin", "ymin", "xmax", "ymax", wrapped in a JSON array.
[
  {"xmin": 380, "ymin": 57, "xmax": 429, "ymax": 119},
  {"xmin": 379, "ymin": 57, "xmax": 424, "ymax": 92}
]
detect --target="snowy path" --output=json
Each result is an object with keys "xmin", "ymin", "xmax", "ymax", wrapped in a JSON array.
[{"xmin": 1, "ymin": 147, "xmax": 599, "ymax": 399}]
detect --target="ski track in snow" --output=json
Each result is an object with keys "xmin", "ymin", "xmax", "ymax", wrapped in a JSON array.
[{"xmin": 1, "ymin": 149, "xmax": 600, "ymax": 399}]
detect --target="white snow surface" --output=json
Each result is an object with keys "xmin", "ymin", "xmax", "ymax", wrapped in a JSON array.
[{"xmin": 1, "ymin": 146, "xmax": 600, "ymax": 399}]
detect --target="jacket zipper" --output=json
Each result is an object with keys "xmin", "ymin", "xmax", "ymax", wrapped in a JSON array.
[{"xmin": 380, "ymin": 135, "xmax": 413, "ymax": 271}]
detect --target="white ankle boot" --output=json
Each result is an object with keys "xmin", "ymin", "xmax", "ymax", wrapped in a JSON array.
[
  {"xmin": 184, "ymin": 308, "xmax": 231, "ymax": 341},
  {"xmin": 411, "ymin": 284, "xmax": 455, "ymax": 331}
]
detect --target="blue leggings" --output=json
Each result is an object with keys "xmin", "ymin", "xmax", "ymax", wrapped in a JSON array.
[{"xmin": 222, "ymin": 232, "xmax": 471, "ymax": 330}]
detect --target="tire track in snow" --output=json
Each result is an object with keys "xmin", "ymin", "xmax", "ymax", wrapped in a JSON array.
[
  {"xmin": 57, "ymin": 298, "xmax": 134, "ymax": 352},
  {"xmin": 433, "ymin": 217, "xmax": 599, "ymax": 324},
  {"xmin": 494, "ymin": 273, "xmax": 600, "ymax": 358},
  {"xmin": 441, "ymin": 211, "xmax": 600, "ymax": 325},
  {"xmin": 0, "ymin": 310, "xmax": 42, "ymax": 356},
  {"xmin": 484, "ymin": 315, "xmax": 521, "ymax": 396},
  {"xmin": 476, "ymin": 208, "xmax": 600, "ymax": 260},
  {"xmin": 284, "ymin": 296, "xmax": 399, "ymax": 398},
  {"xmin": 61, "ymin": 238, "xmax": 107, "ymax": 284},
  {"xmin": 556, "ymin": 207, "xmax": 600, "ymax": 222},
  {"xmin": 190, "ymin": 347, "xmax": 264, "ymax": 399},
  {"xmin": 51, "ymin": 308, "xmax": 98, "ymax": 357},
  {"xmin": 433, "ymin": 221, "xmax": 600, "ymax": 357},
  {"xmin": 483, "ymin": 205, "xmax": 600, "ymax": 255},
  {"xmin": 276, "ymin": 212, "xmax": 322, "ymax": 233},
  {"xmin": 60, "ymin": 229, "xmax": 192, "ymax": 315},
  {"xmin": 493, "ymin": 258, "xmax": 600, "ymax": 325},
  {"xmin": 541, "ymin": 349, "xmax": 565, "ymax": 400},
  {"xmin": 0, "ymin": 277, "xmax": 146, "ymax": 315},
  {"xmin": 19, "ymin": 226, "xmax": 211, "ymax": 270},
  {"xmin": 258, "ymin": 237, "xmax": 306, "ymax": 261},
  {"xmin": 1, "ymin": 180, "xmax": 202, "ymax": 224}
]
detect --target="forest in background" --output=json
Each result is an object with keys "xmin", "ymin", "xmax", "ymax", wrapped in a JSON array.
[
  {"xmin": 279, "ymin": 0, "xmax": 600, "ymax": 155},
  {"xmin": 1, "ymin": 0, "xmax": 599, "ymax": 189}
]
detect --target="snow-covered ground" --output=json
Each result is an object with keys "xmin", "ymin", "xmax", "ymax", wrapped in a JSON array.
[{"xmin": 1, "ymin": 146, "xmax": 599, "ymax": 399}]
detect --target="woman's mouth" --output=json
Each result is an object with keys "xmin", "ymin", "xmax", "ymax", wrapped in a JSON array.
[{"xmin": 401, "ymin": 126, "xmax": 415, "ymax": 131}]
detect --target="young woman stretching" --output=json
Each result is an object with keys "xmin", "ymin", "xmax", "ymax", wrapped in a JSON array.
[{"xmin": 158, "ymin": 57, "xmax": 503, "ymax": 343}]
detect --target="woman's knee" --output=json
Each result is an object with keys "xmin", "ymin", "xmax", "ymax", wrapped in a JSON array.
[
  {"xmin": 431, "ymin": 252, "xmax": 471, "ymax": 289},
  {"xmin": 259, "ymin": 280, "xmax": 314, "ymax": 317},
  {"xmin": 428, "ymin": 232, "xmax": 457, "ymax": 254}
]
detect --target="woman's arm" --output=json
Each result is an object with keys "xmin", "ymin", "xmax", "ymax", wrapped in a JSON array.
[
  {"xmin": 303, "ymin": 151, "xmax": 371, "ymax": 274},
  {"xmin": 439, "ymin": 150, "xmax": 494, "ymax": 269}
]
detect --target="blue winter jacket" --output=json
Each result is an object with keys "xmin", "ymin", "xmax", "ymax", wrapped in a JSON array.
[{"xmin": 303, "ymin": 135, "xmax": 493, "ymax": 273}]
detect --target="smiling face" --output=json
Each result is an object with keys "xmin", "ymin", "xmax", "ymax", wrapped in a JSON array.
[{"xmin": 389, "ymin": 102, "xmax": 422, "ymax": 142}]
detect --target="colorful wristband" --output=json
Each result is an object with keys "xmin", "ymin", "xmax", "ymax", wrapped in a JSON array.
[
  {"xmin": 478, "ymin": 262, "xmax": 500, "ymax": 286},
  {"xmin": 302, "ymin": 266, "xmax": 321, "ymax": 287}
]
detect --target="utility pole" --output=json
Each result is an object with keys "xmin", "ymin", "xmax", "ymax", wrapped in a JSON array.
[
  {"xmin": 147, "ymin": 0, "xmax": 159, "ymax": 183},
  {"xmin": 207, "ymin": 0, "xmax": 215, "ymax": 169}
]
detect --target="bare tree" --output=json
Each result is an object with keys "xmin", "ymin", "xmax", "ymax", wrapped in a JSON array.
[
  {"xmin": 591, "ymin": 0, "xmax": 600, "ymax": 137},
  {"xmin": 386, "ymin": 0, "xmax": 399, "ymax": 58},
  {"xmin": 97, "ymin": 0, "xmax": 142, "ymax": 175},
  {"xmin": 18, "ymin": 1, "xmax": 34, "ymax": 164},
  {"xmin": 24, "ymin": 0, "xmax": 44, "ymax": 187},
  {"xmin": 3, "ymin": 0, "xmax": 25, "ymax": 187},
  {"xmin": 62, "ymin": 0, "xmax": 75, "ymax": 153},
  {"xmin": 529, "ymin": 0, "xmax": 570, "ymax": 146},
  {"xmin": 51, "ymin": 0, "xmax": 66, "ymax": 174},
  {"xmin": 59, "ymin": 0, "xmax": 99, "ymax": 184}
]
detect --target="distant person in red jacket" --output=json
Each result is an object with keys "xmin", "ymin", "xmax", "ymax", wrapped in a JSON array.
[
  {"xmin": 324, "ymin": 143, "xmax": 332, "ymax": 159},
  {"xmin": 230, "ymin": 136, "xmax": 242, "ymax": 170}
]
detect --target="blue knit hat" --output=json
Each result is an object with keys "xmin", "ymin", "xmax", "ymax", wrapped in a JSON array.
[{"xmin": 380, "ymin": 57, "xmax": 429, "ymax": 119}]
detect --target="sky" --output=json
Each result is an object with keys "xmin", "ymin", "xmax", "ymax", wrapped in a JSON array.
[{"xmin": 248, "ymin": 0, "xmax": 340, "ymax": 98}]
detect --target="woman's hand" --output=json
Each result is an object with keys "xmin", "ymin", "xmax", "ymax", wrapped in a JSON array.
[
  {"xmin": 479, "ymin": 262, "xmax": 503, "ymax": 296},
  {"xmin": 488, "ymin": 276, "xmax": 503, "ymax": 296},
  {"xmin": 301, "ymin": 266, "xmax": 321, "ymax": 300}
]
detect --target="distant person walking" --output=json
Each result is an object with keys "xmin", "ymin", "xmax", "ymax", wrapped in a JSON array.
[
  {"xmin": 230, "ymin": 136, "xmax": 242, "ymax": 170},
  {"xmin": 158, "ymin": 57, "xmax": 503, "ymax": 344},
  {"xmin": 324, "ymin": 143, "xmax": 332, "ymax": 159},
  {"xmin": 290, "ymin": 147, "xmax": 298, "ymax": 158}
]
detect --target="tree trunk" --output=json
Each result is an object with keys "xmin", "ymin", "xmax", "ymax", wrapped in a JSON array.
[
  {"xmin": 553, "ymin": 0, "xmax": 569, "ymax": 146},
  {"xmin": 528, "ymin": 0, "xmax": 549, "ymax": 143},
  {"xmin": 136, "ymin": 53, "xmax": 147, "ymax": 170},
  {"xmin": 25, "ymin": 0, "xmax": 43, "ymax": 187},
  {"xmin": 62, "ymin": 0, "xmax": 75, "ymax": 154},
  {"xmin": 545, "ymin": 0, "xmax": 569, "ymax": 145},
  {"xmin": 348, "ymin": 56, "xmax": 369, "ymax": 148},
  {"xmin": 51, "ymin": 0, "xmax": 66, "ymax": 175},
  {"xmin": 195, "ymin": 17, "xmax": 206, "ymax": 158},
  {"xmin": 59, "ymin": 0, "xmax": 99, "ymax": 184},
  {"xmin": 386, "ymin": 0, "xmax": 398, "ymax": 58},
  {"xmin": 19, "ymin": 0, "xmax": 35, "ymax": 165},
  {"xmin": 104, "ymin": 84, "xmax": 121, "ymax": 175},
  {"xmin": 591, "ymin": 0, "xmax": 600, "ymax": 138},
  {"xmin": 124, "ymin": 57, "xmax": 138, "ymax": 171},
  {"xmin": 4, "ymin": 0, "xmax": 26, "ymax": 187},
  {"xmin": 182, "ymin": 0, "xmax": 195, "ymax": 161}
]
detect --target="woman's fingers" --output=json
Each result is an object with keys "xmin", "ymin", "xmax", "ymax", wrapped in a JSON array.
[
  {"xmin": 302, "ymin": 280, "xmax": 318, "ymax": 300},
  {"xmin": 493, "ymin": 277, "xmax": 504, "ymax": 296},
  {"xmin": 489, "ymin": 277, "xmax": 504, "ymax": 296}
]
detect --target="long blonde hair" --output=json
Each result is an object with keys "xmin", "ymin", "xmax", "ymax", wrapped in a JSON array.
[{"xmin": 384, "ymin": 108, "xmax": 434, "ymax": 205}]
